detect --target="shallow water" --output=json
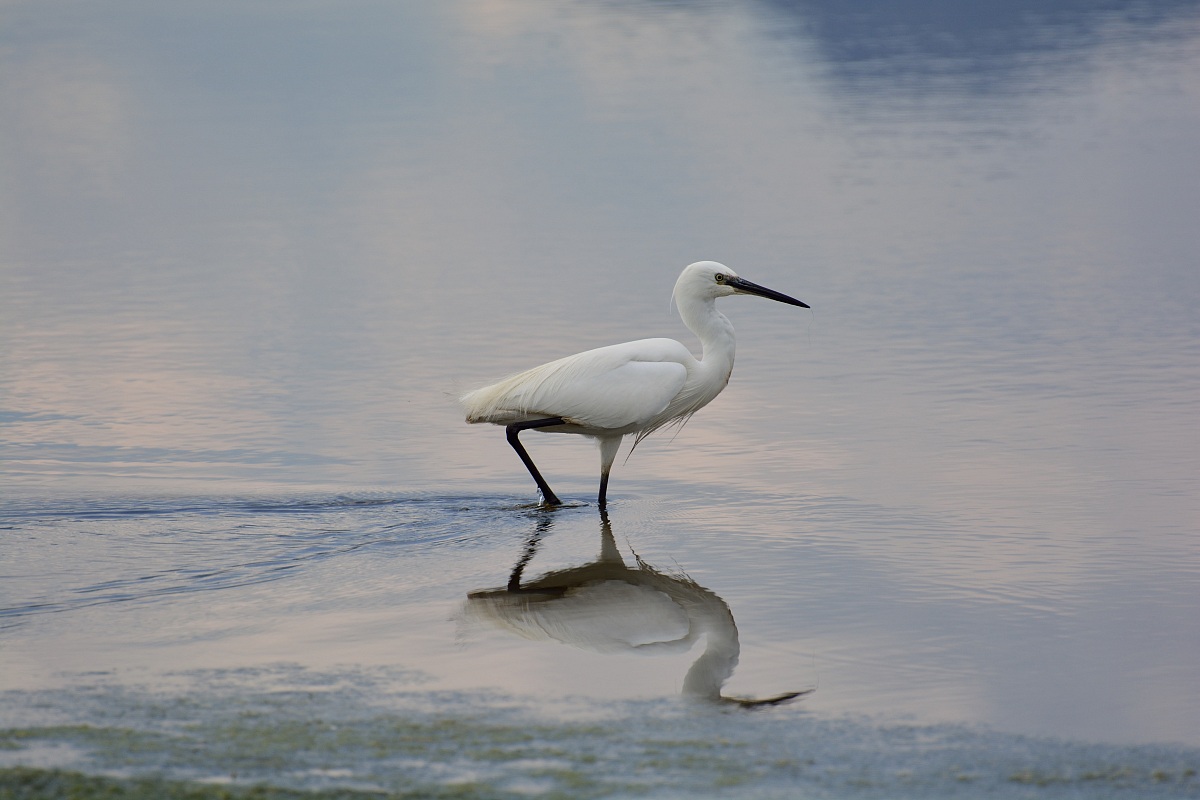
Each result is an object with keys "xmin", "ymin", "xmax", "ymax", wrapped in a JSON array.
[{"xmin": 3, "ymin": 0, "xmax": 1200, "ymax": 795}]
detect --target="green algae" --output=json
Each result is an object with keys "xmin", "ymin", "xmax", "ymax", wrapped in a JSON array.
[
  {"xmin": 0, "ymin": 767, "xmax": 517, "ymax": 800},
  {"xmin": 4, "ymin": 667, "xmax": 1199, "ymax": 799}
]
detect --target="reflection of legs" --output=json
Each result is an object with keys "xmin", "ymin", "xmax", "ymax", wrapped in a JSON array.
[
  {"xmin": 507, "ymin": 514, "xmax": 554, "ymax": 591},
  {"xmin": 505, "ymin": 418, "xmax": 565, "ymax": 505},
  {"xmin": 597, "ymin": 507, "xmax": 620, "ymax": 563}
]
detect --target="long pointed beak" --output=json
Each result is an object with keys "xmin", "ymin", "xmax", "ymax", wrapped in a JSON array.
[{"xmin": 728, "ymin": 276, "xmax": 809, "ymax": 308}]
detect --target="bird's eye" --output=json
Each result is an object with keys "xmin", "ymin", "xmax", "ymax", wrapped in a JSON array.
[{"xmin": 714, "ymin": 273, "xmax": 727, "ymax": 284}]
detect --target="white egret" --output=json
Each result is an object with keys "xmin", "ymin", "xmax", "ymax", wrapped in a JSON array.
[
  {"xmin": 460, "ymin": 261, "xmax": 808, "ymax": 506},
  {"xmin": 461, "ymin": 512, "xmax": 809, "ymax": 706}
]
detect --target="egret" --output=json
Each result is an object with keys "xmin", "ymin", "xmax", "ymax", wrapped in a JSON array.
[
  {"xmin": 460, "ymin": 261, "xmax": 808, "ymax": 506},
  {"xmin": 462, "ymin": 512, "xmax": 810, "ymax": 706}
]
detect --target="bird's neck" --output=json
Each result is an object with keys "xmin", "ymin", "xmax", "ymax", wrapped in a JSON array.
[
  {"xmin": 678, "ymin": 294, "xmax": 736, "ymax": 375},
  {"xmin": 681, "ymin": 595, "xmax": 741, "ymax": 702}
]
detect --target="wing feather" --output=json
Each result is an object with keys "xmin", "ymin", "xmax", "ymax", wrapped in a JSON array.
[{"xmin": 461, "ymin": 339, "xmax": 692, "ymax": 431}]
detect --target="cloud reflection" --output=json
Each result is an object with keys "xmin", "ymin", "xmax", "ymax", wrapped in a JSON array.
[
  {"xmin": 461, "ymin": 511, "xmax": 809, "ymax": 707},
  {"xmin": 2, "ymin": 46, "xmax": 134, "ymax": 198},
  {"xmin": 756, "ymin": 0, "xmax": 1200, "ymax": 98}
]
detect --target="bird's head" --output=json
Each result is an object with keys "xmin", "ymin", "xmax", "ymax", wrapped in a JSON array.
[{"xmin": 675, "ymin": 261, "xmax": 809, "ymax": 308}]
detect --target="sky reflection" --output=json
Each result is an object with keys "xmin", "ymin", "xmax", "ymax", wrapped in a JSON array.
[
  {"xmin": 1, "ymin": 0, "xmax": 1198, "ymax": 748},
  {"xmin": 755, "ymin": 0, "xmax": 1200, "ymax": 94}
]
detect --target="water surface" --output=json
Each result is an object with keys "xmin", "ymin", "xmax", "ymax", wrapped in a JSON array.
[{"xmin": 2, "ymin": 0, "xmax": 1199, "ymax": 796}]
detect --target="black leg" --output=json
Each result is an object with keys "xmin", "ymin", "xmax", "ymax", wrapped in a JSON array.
[
  {"xmin": 598, "ymin": 469, "xmax": 610, "ymax": 508},
  {"xmin": 505, "ymin": 417, "xmax": 565, "ymax": 506},
  {"xmin": 508, "ymin": 514, "xmax": 553, "ymax": 591}
]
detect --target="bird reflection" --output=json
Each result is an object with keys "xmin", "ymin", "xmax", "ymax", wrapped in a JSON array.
[{"xmin": 463, "ymin": 512, "xmax": 809, "ymax": 707}]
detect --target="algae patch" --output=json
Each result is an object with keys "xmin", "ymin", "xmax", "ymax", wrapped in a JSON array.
[
  {"xmin": 2, "ymin": 665, "xmax": 1199, "ymax": 799},
  {"xmin": 0, "ymin": 767, "xmax": 512, "ymax": 800}
]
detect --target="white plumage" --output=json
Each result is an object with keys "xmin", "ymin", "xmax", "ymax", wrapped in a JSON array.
[
  {"xmin": 461, "ymin": 512, "xmax": 811, "ymax": 705},
  {"xmin": 463, "ymin": 338, "xmax": 690, "ymax": 432},
  {"xmin": 461, "ymin": 261, "xmax": 807, "ymax": 506}
]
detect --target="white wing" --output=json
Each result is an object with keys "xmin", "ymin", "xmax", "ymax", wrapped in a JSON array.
[{"xmin": 462, "ymin": 338, "xmax": 693, "ymax": 431}]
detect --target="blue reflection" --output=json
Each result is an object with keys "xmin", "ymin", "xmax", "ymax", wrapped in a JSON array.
[{"xmin": 755, "ymin": 0, "xmax": 1199, "ymax": 92}]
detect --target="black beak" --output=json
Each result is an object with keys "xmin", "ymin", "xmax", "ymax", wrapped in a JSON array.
[{"xmin": 727, "ymin": 276, "xmax": 809, "ymax": 308}]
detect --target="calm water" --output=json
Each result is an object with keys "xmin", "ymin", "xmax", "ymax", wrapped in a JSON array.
[{"xmin": 3, "ymin": 0, "xmax": 1200, "ymax": 796}]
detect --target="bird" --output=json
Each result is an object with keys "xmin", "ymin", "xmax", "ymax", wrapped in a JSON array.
[
  {"xmin": 461, "ymin": 511, "xmax": 810, "ymax": 706},
  {"xmin": 460, "ymin": 261, "xmax": 808, "ymax": 507}
]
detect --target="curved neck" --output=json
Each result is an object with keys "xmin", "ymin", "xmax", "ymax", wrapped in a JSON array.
[
  {"xmin": 681, "ymin": 598, "xmax": 741, "ymax": 701},
  {"xmin": 675, "ymin": 293, "xmax": 736, "ymax": 374}
]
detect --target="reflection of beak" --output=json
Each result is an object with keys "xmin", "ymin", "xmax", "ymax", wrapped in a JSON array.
[
  {"xmin": 727, "ymin": 276, "xmax": 809, "ymax": 308},
  {"xmin": 720, "ymin": 689, "xmax": 814, "ymax": 708}
]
